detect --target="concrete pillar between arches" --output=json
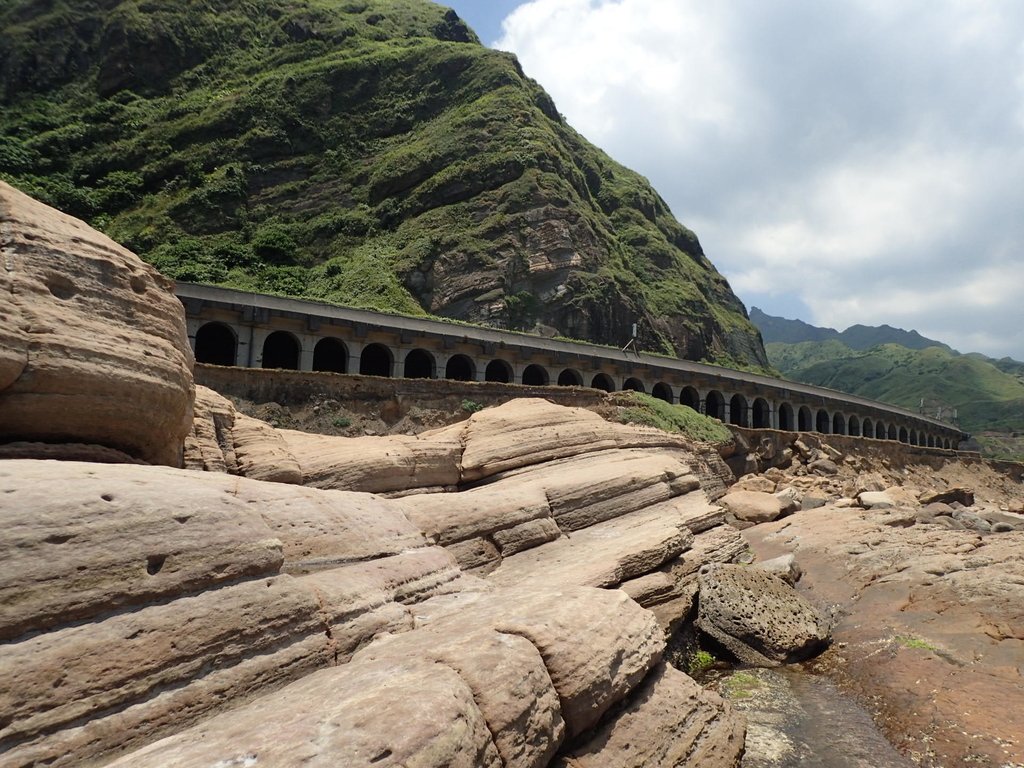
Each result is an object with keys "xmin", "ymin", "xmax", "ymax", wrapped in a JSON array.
[{"xmin": 298, "ymin": 333, "xmax": 316, "ymax": 372}]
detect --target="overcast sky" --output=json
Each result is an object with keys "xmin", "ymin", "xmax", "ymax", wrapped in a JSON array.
[{"xmin": 444, "ymin": 0, "xmax": 1024, "ymax": 360}]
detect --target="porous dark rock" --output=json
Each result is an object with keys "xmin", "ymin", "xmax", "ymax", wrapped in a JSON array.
[{"xmin": 695, "ymin": 562, "xmax": 830, "ymax": 666}]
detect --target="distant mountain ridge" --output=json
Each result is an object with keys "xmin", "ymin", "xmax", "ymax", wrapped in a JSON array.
[{"xmin": 749, "ymin": 307, "xmax": 952, "ymax": 352}]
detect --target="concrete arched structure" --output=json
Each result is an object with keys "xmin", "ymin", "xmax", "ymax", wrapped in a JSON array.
[
  {"xmin": 360, "ymin": 343, "xmax": 393, "ymax": 377},
  {"xmin": 651, "ymin": 382, "xmax": 673, "ymax": 403},
  {"xmin": 898, "ymin": 426, "xmax": 909, "ymax": 443},
  {"xmin": 312, "ymin": 337, "xmax": 347, "ymax": 373},
  {"xmin": 832, "ymin": 412, "xmax": 846, "ymax": 435},
  {"xmin": 752, "ymin": 398, "xmax": 771, "ymax": 429},
  {"xmin": 705, "ymin": 390, "xmax": 725, "ymax": 421},
  {"xmin": 622, "ymin": 377, "xmax": 645, "ymax": 393},
  {"xmin": 558, "ymin": 368, "xmax": 584, "ymax": 386},
  {"xmin": 778, "ymin": 402, "xmax": 794, "ymax": 431},
  {"xmin": 485, "ymin": 359, "xmax": 513, "ymax": 383},
  {"xmin": 729, "ymin": 394, "xmax": 749, "ymax": 427},
  {"xmin": 798, "ymin": 406, "xmax": 813, "ymax": 432},
  {"xmin": 403, "ymin": 348, "xmax": 435, "ymax": 379},
  {"xmin": 680, "ymin": 386, "xmax": 700, "ymax": 411},
  {"xmin": 262, "ymin": 331, "xmax": 300, "ymax": 370},
  {"xmin": 522, "ymin": 364, "xmax": 549, "ymax": 386},
  {"xmin": 816, "ymin": 409, "xmax": 830, "ymax": 434},
  {"xmin": 179, "ymin": 284, "xmax": 967, "ymax": 451},
  {"xmin": 445, "ymin": 354, "xmax": 475, "ymax": 381},
  {"xmin": 195, "ymin": 321, "xmax": 237, "ymax": 366}
]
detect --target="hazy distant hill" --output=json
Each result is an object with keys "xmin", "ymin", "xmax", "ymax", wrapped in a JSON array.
[
  {"xmin": 752, "ymin": 309, "xmax": 1024, "ymax": 460},
  {"xmin": 0, "ymin": 0, "xmax": 768, "ymax": 369},
  {"xmin": 750, "ymin": 307, "xmax": 952, "ymax": 352}
]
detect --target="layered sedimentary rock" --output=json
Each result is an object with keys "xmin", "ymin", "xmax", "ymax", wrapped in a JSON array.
[{"xmin": 0, "ymin": 181, "xmax": 194, "ymax": 466}]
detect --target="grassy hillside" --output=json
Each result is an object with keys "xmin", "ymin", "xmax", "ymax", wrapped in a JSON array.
[{"xmin": 0, "ymin": 0, "xmax": 768, "ymax": 370}]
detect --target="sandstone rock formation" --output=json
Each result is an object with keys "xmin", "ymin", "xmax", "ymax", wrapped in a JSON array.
[
  {"xmin": 2, "ymin": 397, "xmax": 749, "ymax": 768},
  {"xmin": 0, "ymin": 180, "xmax": 194, "ymax": 466}
]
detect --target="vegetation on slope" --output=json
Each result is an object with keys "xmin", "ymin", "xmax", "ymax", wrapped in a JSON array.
[
  {"xmin": 0, "ymin": 0, "xmax": 768, "ymax": 369},
  {"xmin": 611, "ymin": 391, "xmax": 733, "ymax": 444}
]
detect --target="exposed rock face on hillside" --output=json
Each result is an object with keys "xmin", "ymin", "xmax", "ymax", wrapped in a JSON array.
[
  {"xmin": 0, "ymin": 180, "xmax": 194, "ymax": 466},
  {"xmin": 0, "ymin": 0, "xmax": 768, "ymax": 368}
]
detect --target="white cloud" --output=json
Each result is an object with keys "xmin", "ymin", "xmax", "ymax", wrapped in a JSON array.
[{"xmin": 497, "ymin": 0, "xmax": 1024, "ymax": 358}]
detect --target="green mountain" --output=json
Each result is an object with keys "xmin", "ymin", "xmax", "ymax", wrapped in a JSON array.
[
  {"xmin": 754, "ymin": 308, "xmax": 1024, "ymax": 459},
  {"xmin": 750, "ymin": 307, "xmax": 951, "ymax": 352},
  {"xmin": 0, "ymin": 0, "xmax": 768, "ymax": 370}
]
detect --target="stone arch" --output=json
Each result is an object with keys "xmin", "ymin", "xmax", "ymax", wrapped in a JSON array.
[
  {"xmin": 557, "ymin": 368, "xmax": 583, "ymax": 387},
  {"xmin": 195, "ymin": 322, "xmax": 237, "ymax": 366},
  {"xmin": 445, "ymin": 354, "xmax": 475, "ymax": 381},
  {"xmin": 943, "ymin": 438, "xmax": 952, "ymax": 450},
  {"xmin": 729, "ymin": 394, "xmax": 749, "ymax": 427},
  {"xmin": 360, "ymin": 343, "xmax": 393, "ymax": 377},
  {"xmin": 591, "ymin": 373, "xmax": 615, "ymax": 392},
  {"xmin": 815, "ymin": 409, "xmax": 830, "ymax": 434},
  {"xmin": 522, "ymin": 364, "xmax": 549, "ymax": 386},
  {"xmin": 898, "ymin": 426, "xmax": 909, "ymax": 443},
  {"xmin": 403, "ymin": 349, "xmax": 435, "ymax": 379},
  {"xmin": 861, "ymin": 418, "xmax": 872, "ymax": 438},
  {"xmin": 622, "ymin": 377, "xmax": 645, "ymax": 393},
  {"xmin": 909, "ymin": 430, "xmax": 920, "ymax": 446},
  {"xmin": 848, "ymin": 415, "xmax": 860, "ymax": 437},
  {"xmin": 313, "ymin": 337, "xmax": 348, "ymax": 373},
  {"xmin": 752, "ymin": 398, "xmax": 771, "ymax": 429},
  {"xmin": 485, "ymin": 359, "xmax": 513, "ymax": 383},
  {"xmin": 832, "ymin": 412, "xmax": 846, "ymax": 435},
  {"xmin": 798, "ymin": 406, "xmax": 813, "ymax": 432},
  {"xmin": 680, "ymin": 386, "xmax": 700, "ymax": 411},
  {"xmin": 778, "ymin": 402, "xmax": 794, "ymax": 431},
  {"xmin": 887, "ymin": 424, "xmax": 898, "ymax": 441},
  {"xmin": 651, "ymin": 382, "xmax": 673, "ymax": 403},
  {"xmin": 705, "ymin": 390, "xmax": 725, "ymax": 421},
  {"xmin": 927, "ymin": 435, "xmax": 936, "ymax": 448},
  {"xmin": 262, "ymin": 331, "xmax": 300, "ymax": 370}
]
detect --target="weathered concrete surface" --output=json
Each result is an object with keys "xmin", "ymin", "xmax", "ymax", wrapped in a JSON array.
[{"xmin": 0, "ymin": 180, "xmax": 194, "ymax": 466}]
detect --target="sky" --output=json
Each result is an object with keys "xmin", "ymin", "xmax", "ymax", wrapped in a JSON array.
[{"xmin": 442, "ymin": 0, "xmax": 1024, "ymax": 360}]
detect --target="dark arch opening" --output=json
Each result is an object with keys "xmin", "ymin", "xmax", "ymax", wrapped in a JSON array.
[
  {"xmin": 558, "ymin": 368, "xmax": 583, "ymax": 387},
  {"xmin": 909, "ymin": 430, "xmax": 920, "ymax": 446},
  {"xmin": 445, "ymin": 354, "xmax": 475, "ymax": 381},
  {"xmin": 927, "ymin": 435, "xmax": 936, "ymax": 448},
  {"xmin": 887, "ymin": 424, "xmax": 898, "ymax": 440},
  {"xmin": 404, "ymin": 349, "xmax": 435, "ymax": 379},
  {"xmin": 848, "ymin": 415, "xmax": 860, "ymax": 437},
  {"xmin": 485, "ymin": 359, "xmax": 513, "ymax": 383},
  {"xmin": 651, "ymin": 382, "xmax": 673, "ymax": 403},
  {"xmin": 816, "ymin": 409, "xmax": 830, "ymax": 434},
  {"xmin": 360, "ymin": 343, "xmax": 393, "ymax": 377},
  {"xmin": 705, "ymin": 391, "xmax": 725, "ymax": 421},
  {"xmin": 832, "ymin": 413, "xmax": 846, "ymax": 435},
  {"xmin": 313, "ymin": 337, "xmax": 347, "ymax": 373},
  {"xmin": 729, "ymin": 394, "xmax": 749, "ymax": 427},
  {"xmin": 898, "ymin": 426, "xmax": 909, "ymax": 443},
  {"xmin": 862, "ymin": 418, "xmax": 872, "ymax": 438},
  {"xmin": 680, "ymin": 386, "xmax": 700, "ymax": 411},
  {"xmin": 622, "ymin": 377, "xmax": 645, "ymax": 393},
  {"xmin": 752, "ymin": 398, "xmax": 770, "ymax": 429},
  {"xmin": 195, "ymin": 322, "xmax": 237, "ymax": 366},
  {"xmin": 591, "ymin": 373, "xmax": 615, "ymax": 392},
  {"xmin": 778, "ymin": 402, "xmax": 794, "ymax": 431},
  {"xmin": 262, "ymin": 331, "xmax": 300, "ymax": 370},
  {"xmin": 522, "ymin": 364, "xmax": 549, "ymax": 386},
  {"xmin": 798, "ymin": 406, "xmax": 813, "ymax": 432},
  {"xmin": 943, "ymin": 438, "xmax": 952, "ymax": 450}
]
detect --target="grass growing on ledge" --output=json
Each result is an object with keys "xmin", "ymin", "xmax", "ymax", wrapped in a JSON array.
[
  {"xmin": 611, "ymin": 391, "xmax": 732, "ymax": 444},
  {"xmin": 895, "ymin": 635, "xmax": 938, "ymax": 652}
]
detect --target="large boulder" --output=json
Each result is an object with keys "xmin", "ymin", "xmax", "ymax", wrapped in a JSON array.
[
  {"xmin": 0, "ymin": 181, "xmax": 194, "ymax": 466},
  {"xmin": 720, "ymin": 490, "xmax": 784, "ymax": 526},
  {"xmin": 696, "ymin": 563, "xmax": 830, "ymax": 666}
]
